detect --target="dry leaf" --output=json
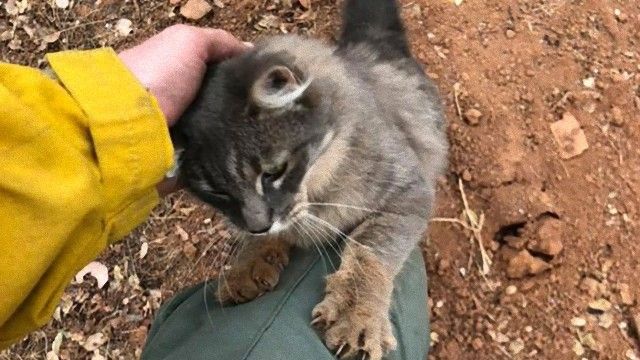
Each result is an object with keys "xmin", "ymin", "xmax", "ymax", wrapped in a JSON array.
[
  {"xmin": 55, "ymin": 0, "xmax": 69, "ymax": 9},
  {"xmin": 42, "ymin": 31, "xmax": 61, "ymax": 43},
  {"xmin": 115, "ymin": 18, "xmax": 133, "ymax": 36},
  {"xmin": 75, "ymin": 261, "xmax": 109, "ymax": 288},
  {"xmin": 299, "ymin": 0, "xmax": 310, "ymax": 9},
  {"xmin": 91, "ymin": 352, "xmax": 106, "ymax": 360},
  {"xmin": 139, "ymin": 241, "xmax": 149, "ymax": 259},
  {"xmin": 176, "ymin": 225, "xmax": 189, "ymax": 241},
  {"xmin": 83, "ymin": 333, "xmax": 107, "ymax": 352},
  {"xmin": 180, "ymin": 0, "xmax": 212, "ymax": 20}
]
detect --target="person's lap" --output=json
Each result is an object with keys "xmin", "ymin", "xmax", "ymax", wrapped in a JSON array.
[{"xmin": 142, "ymin": 246, "xmax": 429, "ymax": 360}]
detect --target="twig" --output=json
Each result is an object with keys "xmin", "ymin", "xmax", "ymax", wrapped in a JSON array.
[
  {"xmin": 453, "ymin": 82, "xmax": 464, "ymax": 122},
  {"xmin": 430, "ymin": 179, "xmax": 492, "ymax": 276},
  {"xmin": 458, "ymin": 178, "xmax": 492, "ymax": 275},
  {"xmin": 38, "ymin": 18, "xmax": 117, "ymax": 42}
]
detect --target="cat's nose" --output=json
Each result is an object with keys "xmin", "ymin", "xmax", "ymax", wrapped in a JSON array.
[
  {"xmin": 248, "ymin": 224, "xmax": 272, "ymax": 235},
  {"xmin": 242, "ymin": 201, "xmax": 273, "ymax": 235}
]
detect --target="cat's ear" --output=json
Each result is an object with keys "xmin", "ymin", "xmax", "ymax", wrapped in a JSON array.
[{"xmin": 251, "ymin": 65, "xmax": 312, "ymax": 109}]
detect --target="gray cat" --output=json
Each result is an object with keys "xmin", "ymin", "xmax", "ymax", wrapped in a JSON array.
[{"xmin": 173, "ymin": 0, "xmax": 448, "ymax": 358}]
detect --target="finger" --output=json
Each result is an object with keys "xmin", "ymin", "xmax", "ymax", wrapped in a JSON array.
[{"xmin": 201, "ymin": 28, "xmax": 252, "ymax": 62}]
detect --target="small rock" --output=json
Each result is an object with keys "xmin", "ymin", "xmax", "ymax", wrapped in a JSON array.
[
  {"xmin": 598, "ymin": 313, "xmax": 614, "ymax": 329},
  {"xmin": 505, "ymin": 285, "xmax": 518, "ymax": 295},
  {"xmin": 550, "ymin": 112, "xmax": 589, "ymax": 159},
  {"xmin": 588, "ymin": 298, "xmax": 612, "ymax": 313},
  {"xmin": 571, "ymin": 317, "xmax": 587, "ymax": 327},
  {"xmin": 461, "ymin": 169, "xmax": 472, "ymax": 182},
  {"xmin": 619, "ymin": 283, "xmax": 635, "ymax": 305},
  {"xmin": 525, "ymin": 326, "xmax": 533, "ymax": 333},
  {"xmin": 529, "ymin": 218, "xmax": 564, "ymax": 256},
  {"xmin": 610, "ymin": 106, "xmax": 625, "ymax": 126},
  {"xmin": 430, "ymin": 331, "xmax": 439, "ymax": 344},
  {"xmin": 582, "ymin": 77, "xmax": 596, "ymax": 89},
  {"xmin": 464, "ymin": 108, "xmax": 482, "ymax": 126},
  {"xmin": 504, "ymin": 235, "xmax": 528, "ymax": 250},
  {"xmin": 471, "ymin": 337, "xmax": 484, "ymax": 350},
  {"xmin": 506, "ymin": 250, "xmax": 552, "ymax": 279},
  {"xmin": 580, "ymin": 277, "xmax": 603, "ymax": 297},
  {"xmin": 581, "ymin": 333, "xmax": 601, "ymax": 352},
  {"xmin": 180, "ymin": 0, "xmax": 213, "ymax": 20},
  {"xmin": 506, "ymin": 29, "xmax": 516, "ymax": 39},
  {"xmin": 509, "ymin": 338, "xmax": 524, "ymax": 355},
  {"xmin": 573, "ymin": 340, "xmax": 585, "ymax": 356}
]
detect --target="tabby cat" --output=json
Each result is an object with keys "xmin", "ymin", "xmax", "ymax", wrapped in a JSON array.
[{"xmin": 173, "ymin": 0, "xmax": 448, "ymax": 358}]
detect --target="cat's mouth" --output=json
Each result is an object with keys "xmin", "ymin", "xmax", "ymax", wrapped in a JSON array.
[{"xmin": 268, "ymin": 204, "xmax": 308, "ymax": 235}]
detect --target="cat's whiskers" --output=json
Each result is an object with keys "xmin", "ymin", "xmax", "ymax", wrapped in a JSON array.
[
  {"xmin": 301, "ymin": 216, "xmax": 343, "ymax": 260},
  {"xmin": 305, "ymin": 214, "xmax": 367, "ymax": 274},
  {"xmin": 291, "ymin": 219, "xmax": 334, "ymax": 273},
  {"xmin": 304, "ymin": 214, "xmax": 363, "ymax": 304},
  {"xmin": 299, "ymin": 217, "xmax": 339, "ymax": 271}
]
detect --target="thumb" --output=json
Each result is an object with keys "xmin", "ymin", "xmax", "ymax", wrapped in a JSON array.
[{"xmin": 200, "ymin": 29, "xmax": 252, "ymax": 62}]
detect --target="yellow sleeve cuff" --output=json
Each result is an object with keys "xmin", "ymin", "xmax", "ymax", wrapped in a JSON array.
[{"xmin": 47, "ymin": 48, "xmax": 174, "ymax": 242}]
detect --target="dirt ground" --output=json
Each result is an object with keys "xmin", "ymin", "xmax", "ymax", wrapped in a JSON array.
[{"xmin": 2, "ymin": 0, "xmax": 640, "ymax": 359}]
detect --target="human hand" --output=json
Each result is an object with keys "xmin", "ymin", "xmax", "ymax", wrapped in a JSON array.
[{"xmin": 119, "ymin": 24, "xmax": 249, "ymax": 126}]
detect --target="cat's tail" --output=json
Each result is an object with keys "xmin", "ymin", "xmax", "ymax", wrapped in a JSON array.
[{"xmin": 338, "ymin": 0, "xmax": 411, "ymax": 60}]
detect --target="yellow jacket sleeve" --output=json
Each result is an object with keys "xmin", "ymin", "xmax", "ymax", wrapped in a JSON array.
[{"xmin": 0, "ymin": 48, "xmax": 174, "ymax": 349}]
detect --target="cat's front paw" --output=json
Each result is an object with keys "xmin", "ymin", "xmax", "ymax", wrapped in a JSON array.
[
  {"xmin": 312, "ymin": 293, "xmax": 396, "ymax": 360},
  {"xmin": 216, "ymin": 241, "xmax": 289, "ymax": 304}
]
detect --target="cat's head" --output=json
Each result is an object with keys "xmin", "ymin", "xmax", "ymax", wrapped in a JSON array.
[{"xmin": 175, "ymin": 37, "xmax": 340, "ymax": 235}]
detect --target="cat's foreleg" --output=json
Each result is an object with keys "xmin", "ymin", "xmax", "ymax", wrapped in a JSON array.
[{"xmin": 311, "ymin": 214, "xmax": 425, "ymax": 360}]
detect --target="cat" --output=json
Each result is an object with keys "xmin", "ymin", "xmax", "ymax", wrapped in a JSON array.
[{"xmin": 172, "ymin": 0, "xmax": 448, "ymax": 358}]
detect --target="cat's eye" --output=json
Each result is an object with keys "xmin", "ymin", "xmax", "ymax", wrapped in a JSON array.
[{"xmin": 262, "ymin": 162, "xmax": 288, "ymax": 185}]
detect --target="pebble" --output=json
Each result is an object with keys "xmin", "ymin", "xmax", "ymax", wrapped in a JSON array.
[
  {"xmin": 588, "ymin": 298, "xmax": 612, "ymax": 313},
  {"xmin": 550, "ymin": 112, "xmax": 589, "ymax": 159},
  {"xmin": 611, "ymin": 106, "xmax": 625, "ymax": 126},
  {"xmin": 471, "ymin": 337, "xmax": 484, "ymax": 350},
  {"xmin": 580, "ymin": 277, "xmax": 603, "ymax": 297},
  {"xmin": 619, "ymin": 283, "xmax": 635, "ymax": 305},
  {"xmin": 461, "ymin": 169, "xmax": 472, "ymax": 182},
  {"xmin": 529, "ymin": 221, "xmax": 564, "ymax": 257},
  {"xmin": 509, "ymin": 338, "xmax": 525, "ymax": 355},
  {"xmin": 525, "ymin": 326, "xmax": 533, "ymax": 333},
  {"xmin": 573, "ymin": 340, "xmax": 585, "ymax": 356},
  {"xmin": 571, "ymin": 317, "xmax": 587, "ymax": 327},
  {"xmin": 506, "ymin": 250, "xmax": 552, "ymax": 279},
  {"xmin": 464, "ymin": 108, "xmax": 483, "ymax": 126},
  {"xmin": 505, "ymin": 285, "xmax": 518, "ymax": 295},
  {"xmin": 506, "ymin": 29, "xmax": 516, "ymax": 39},
  {"xmin": 504, "ymin": 235, "xmax": 528, "ymax": 250},
  {"xmin": 581, "ymin": 333, "xmax": 601, "ymax": 351},
  {"xmin": 598, "ymin": 313, "xmax": 614, "ymax": 329}
]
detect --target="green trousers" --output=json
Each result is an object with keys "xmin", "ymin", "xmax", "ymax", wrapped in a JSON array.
[{"xmin": 142, "ymin": 247, "xmax": 430, "ymax": 360}]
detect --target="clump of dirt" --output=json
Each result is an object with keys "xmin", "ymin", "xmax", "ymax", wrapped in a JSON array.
[{"xmin": 2, "ymin": 0, "xmax": 640, "ymax": 359}]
